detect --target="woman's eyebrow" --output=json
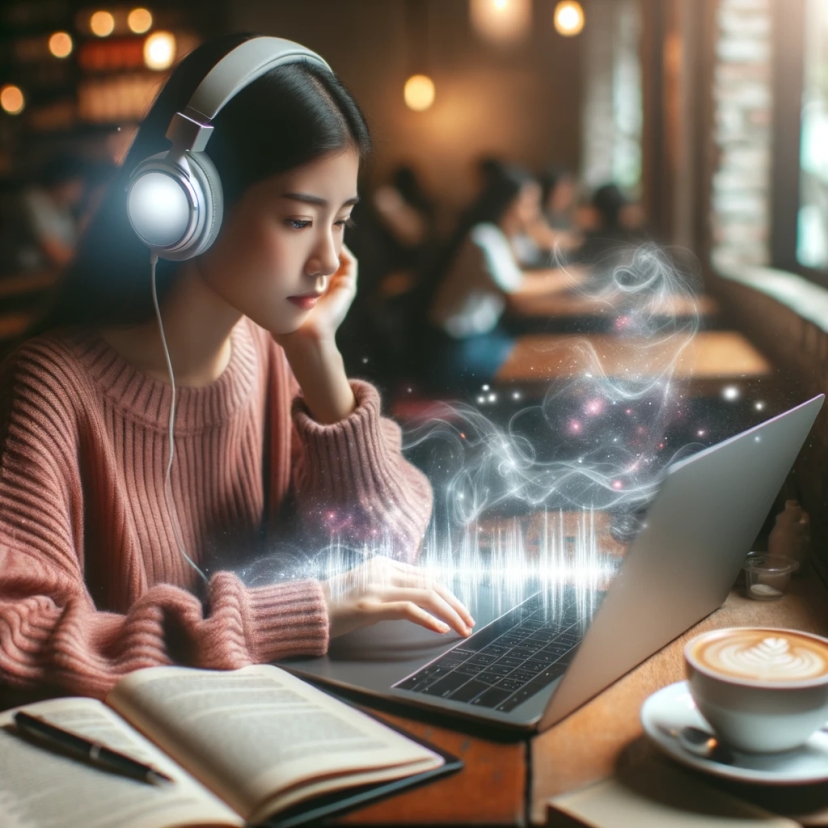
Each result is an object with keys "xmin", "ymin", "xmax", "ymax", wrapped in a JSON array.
[{"xmin": 282, "ymin": 193, "xmax": 360, "ymax": 208}]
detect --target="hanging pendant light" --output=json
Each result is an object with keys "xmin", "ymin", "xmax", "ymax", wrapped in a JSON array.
[
  {"xmin": 404, "ymin": 74, "xmax": 436, "ymax": 111},
  {"xmin": 554, "ymin": 1, "xmax": 585, "ymax": 37},
  {"xmin": 403, "ymin": 0, "xmax": 435, "ymax": 112},
  {"xmin": 469, "ymin": 0, "xmax": 531, "ymax": 45}
]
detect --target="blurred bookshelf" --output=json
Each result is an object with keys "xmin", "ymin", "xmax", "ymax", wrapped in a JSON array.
[{"xmin": 0, "ymin": 0, "xmax": 228, "ymax": 184}]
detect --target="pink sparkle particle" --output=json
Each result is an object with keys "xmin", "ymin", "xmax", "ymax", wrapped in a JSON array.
[
  {"xmin": 585, "ymin": 399, "xmax": 603, "ymax": 416},
  {"xmin": 612, "ymin": 481, "xmax": 623, "ymax": 490},
  {"xmin": 569, "ymin": 421, "xmax": 582, "ymax": 433}
]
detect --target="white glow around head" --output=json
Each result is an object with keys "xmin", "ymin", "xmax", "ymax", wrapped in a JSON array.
[
  {"xmin": 722, "ymin": 385, "xmax": 740, "ymax": 401},
  {"xmin": 127, "ymin": 172, "xmax": 190, "ymax": 247},
  {"xmin": 144, "ymin": 31, "xmax": 176, "ymax": 70}
]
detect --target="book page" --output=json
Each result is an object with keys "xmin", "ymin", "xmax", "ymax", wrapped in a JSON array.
[
  {"xmin": 547, "ymin": 760, "xmax": 799, "ymax": 828},
  {"xmin": 0, "ymin": 697, "xmax": 243, "ymax": 828},
  {"xmin": 108, "ymin": 664, "xmax": 443, "ymax": 822}
]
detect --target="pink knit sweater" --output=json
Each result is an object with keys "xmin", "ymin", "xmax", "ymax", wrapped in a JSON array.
[{"xmin": 0, "ymin": 318, "xmax": 432, "ymax": 700}]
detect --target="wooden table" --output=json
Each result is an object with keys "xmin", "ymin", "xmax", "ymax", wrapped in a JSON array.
[
  {"xmin": 495, "ymin": 330, "xmax": 773, "ymax": 396},
  {"xmin": 507, "ymin": 289, "xmax": 719, "ymax": 322},
  {"xmin": 339, "ymin": 563, "xmax": 828, "ymax": 826}
]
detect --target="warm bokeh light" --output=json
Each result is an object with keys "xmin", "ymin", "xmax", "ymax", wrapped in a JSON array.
[
  {"xmin": 128, "ymin": 8, "xmax": 153, "ymax": 34},
  {"xmin": 144, "ymin": 31, "xmax": 176, "ymax": 70},
  {"xmin": 49, "ymin": 32, "xmax": 73, "ymax": 58},
  {"xmin": 470, "ymin": 0, "xmax": 532, "ymax": 45},
  {"xmin": 0, "ymin": 85, "xmax": 25, "ymax": 115},
  {"xmin": 404, "ymin": 74, "xmax": 435, "ymax": 111},
  {"xmin": 554, "ymin": 1, "xmax": 585, "ymax": 36},
  {"xmin": 90, "ymin": 11, "xmax": 115, "ymax": 37}
]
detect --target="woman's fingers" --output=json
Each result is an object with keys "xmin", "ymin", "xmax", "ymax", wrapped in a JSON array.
[
  {"xmin": 432, "ymin": 582, "xmax": 476, "ymax": 629},
  {"xmin": 382, "ymin": 560, "xmax": 476, "ymax": 628},
  {"xmin": 380, "ymin": 587, "xmax": 471, "ymax": 637},
  {"xmin": 372, "ymin": 601, "xmax": 451, "ymax": 634}
]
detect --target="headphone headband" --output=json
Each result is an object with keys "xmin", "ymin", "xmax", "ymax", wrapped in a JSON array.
[
  {"xmin": 165, "ymin": 36, "xmax": 332, "ymax": 158},
  {"xmin": 129, "ymin": 35, "xmax": 334, "ymax": 260}
]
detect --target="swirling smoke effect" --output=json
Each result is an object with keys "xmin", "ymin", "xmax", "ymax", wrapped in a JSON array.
[{"xmin": 243, "ymin": 244, "xmax": 705, "ymax": 622}]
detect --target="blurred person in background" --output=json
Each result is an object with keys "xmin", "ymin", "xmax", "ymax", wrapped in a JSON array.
[
  {"xmin": 336, "ymin": 165, "xmax": 440, "ymax": 388},
  {"xmin": 372, "ymin": 164, "xmax": 437, "ymax": 272},
  {"xmin": 573, "ymin": 182, "xmax": 648, "ymax": 267},
  {"xmin": 20, "ymin": 153, "xmax": 87, "ymax": 271},
  {"xmin": 539, "ymin": 166, "xmax": 578, "ymax": 230},
  {"xmin": 512, "ymin": 166, "xmax": 582, "ymax": 268},
  {"xmin": 420, "ymin": 164, "xmax": 575, "ymax": 391}
]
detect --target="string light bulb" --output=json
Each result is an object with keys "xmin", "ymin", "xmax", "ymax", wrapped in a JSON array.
[
  {"xmin": 90, "ymin": 10, "xmax": 115, "ymax": 37},
  {"xmin": 144, "ymin": 31, "xmax": 176, "ymax": 70},
  {"xmin": 553, "ymin": 1, "xmax": 585, "ymax": 37},
  {"xmin": 0, "ymin": 85, "xmax": 25, "ymax": 115},
  {"xmin": 128, "ymin": 8, "xmax": 153, "ymax": 34},
  {"xmin": 48, "ymin": 32, "xmax": 73, "ymax": 58},
  {"xmin": 404, "ymin": 74, "xmax": 435, "ymax": 111}
]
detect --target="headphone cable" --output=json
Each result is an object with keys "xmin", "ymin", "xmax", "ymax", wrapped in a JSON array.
[{"xmin": 150, "ymin": 252, "xmax": 210, "ymax": 585}]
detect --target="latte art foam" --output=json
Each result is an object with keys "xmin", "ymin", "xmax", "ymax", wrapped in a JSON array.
[{"xmin": 695, "ymin": 633, "xmax": 828, "ymax": 682}]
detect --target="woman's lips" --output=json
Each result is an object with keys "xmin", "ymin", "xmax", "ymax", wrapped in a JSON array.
[{"xmin": 287, "ymin": 293, "xmax": 322, "ymax": 310}]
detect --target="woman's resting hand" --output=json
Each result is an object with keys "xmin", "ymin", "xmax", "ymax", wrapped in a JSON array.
[{"xmin": 321, "ymin": 556, "xmax": 475, "ymax": 639}]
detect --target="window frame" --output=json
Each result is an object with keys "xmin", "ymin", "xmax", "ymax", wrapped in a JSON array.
[{"xmin": 770, "ymin": 0, "xmax": 828, "ymax": 286}]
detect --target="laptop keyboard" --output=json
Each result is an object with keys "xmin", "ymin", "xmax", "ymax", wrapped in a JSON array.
[{"xmin": 393, "ymin": 592, "xmax": 583, "ymax": 713}]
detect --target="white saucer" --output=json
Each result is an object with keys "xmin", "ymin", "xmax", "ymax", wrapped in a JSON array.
[{"xmin": 641, "ymin": 681, "xmax": 828, "ymax": 785}]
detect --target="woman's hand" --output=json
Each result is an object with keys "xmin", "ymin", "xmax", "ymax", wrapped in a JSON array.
[
  {"xmin": 274, "ymin": 246, "xmax": 359, "ymax": 424},
  {"xmin": 277, "ymin": 244, "xmax": 358, "ymax": 349},
  {"xmin": 320, "ymin": 556, "xmax": 476, "ymax": 639}
]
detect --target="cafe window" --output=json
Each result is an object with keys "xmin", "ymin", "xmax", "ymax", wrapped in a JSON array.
[{"xmin": 796, "ymin": 0, "xmax": 828, "ymax": 271}]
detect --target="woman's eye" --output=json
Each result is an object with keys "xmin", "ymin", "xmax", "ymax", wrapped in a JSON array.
[
  {"xmin": 335, "ymin": 216, "xmax": 355, "ymax": 229},
  {"xmin": 286, "ymin": 219, "xmax": 312, "ymax": 230}
]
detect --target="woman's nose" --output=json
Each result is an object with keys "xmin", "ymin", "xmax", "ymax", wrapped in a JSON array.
[{"xmin": 306, "ymin": 232, "xmax": 340, "ymax": 278}]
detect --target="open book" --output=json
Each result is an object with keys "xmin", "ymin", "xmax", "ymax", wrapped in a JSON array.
[{"xmin": 0, "ymin": 664, "xmax": 455, "ymax": 828}]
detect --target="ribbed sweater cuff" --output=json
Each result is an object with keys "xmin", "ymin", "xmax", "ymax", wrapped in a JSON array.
[
  {"xmin": 246, "ymin": 579, "xmax": 329, "ymax": 663},
  {"xmin": 292, "ymin": 380, "xmax": 397, "ymax": 502}
]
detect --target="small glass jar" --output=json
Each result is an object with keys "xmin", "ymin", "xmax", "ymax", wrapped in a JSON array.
[{"xmin": 742, "ymin": 553, "xmax": 798, "ymax": 601}]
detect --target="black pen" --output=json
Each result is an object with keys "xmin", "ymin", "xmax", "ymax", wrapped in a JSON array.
[{"xmin": 13, "ymin": 711, "xmax": 174, "ymax": 786}]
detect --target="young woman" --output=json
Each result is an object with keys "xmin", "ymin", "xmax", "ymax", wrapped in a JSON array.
[{"xmin": 0, "ymin": 33, "xmax": 473, "ymax": 702}]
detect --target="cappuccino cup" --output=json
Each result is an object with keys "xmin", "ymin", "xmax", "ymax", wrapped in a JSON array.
[{"xmin": 684, "ymin": 627, "xmax": 828, "ymax": 752}]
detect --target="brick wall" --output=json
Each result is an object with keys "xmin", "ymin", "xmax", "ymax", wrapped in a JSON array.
[
  {"xmin": 713, "ymin": 273, "xmax": 828, "ymax": 573},
  {"xmin": 710, "ymin": 0, "xmax": 774, "ymax": 271}
]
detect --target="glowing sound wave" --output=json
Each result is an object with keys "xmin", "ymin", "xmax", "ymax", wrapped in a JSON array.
[
  {"xmin": 240, "ymin": 245, "xmax": 700, "ymax": 619},
  {"xmin": 406, "ymin": 244, "xmax": 703, "ymax": 526}
]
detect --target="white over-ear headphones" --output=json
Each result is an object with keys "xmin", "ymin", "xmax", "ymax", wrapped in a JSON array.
[{"xmin": 126, "ymin": 36, "xmax": 332, "ymax": 261}]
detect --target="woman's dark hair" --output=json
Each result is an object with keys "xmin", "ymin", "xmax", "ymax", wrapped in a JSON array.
[
  {"xmin": 537, "ymin": 166, "xmax": 570, "ymax": 209},
  {"xmin": 391, "ymin": 164, "xmax": 433, "ymax": 218},
  {"xmin": 29, "ymin": 32, "xmax": 371, "ymax": 336},
  {"xmin": 591, "ymin": 183, "xmax": 628, "ymax": 229}
]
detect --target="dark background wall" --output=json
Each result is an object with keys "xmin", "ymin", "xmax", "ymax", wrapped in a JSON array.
[{"xmin": 230, "ymin": 0, "xmax": 583, "ymax": 214}]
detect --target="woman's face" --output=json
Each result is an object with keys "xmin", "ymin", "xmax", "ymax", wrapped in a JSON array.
[
  {"xmin": 197, "ymin": 147, "xmax": 360, "ymax": 334},
  {"xmin": 504, "ymin": 181, "xmax": 541, "ymax": 230}
]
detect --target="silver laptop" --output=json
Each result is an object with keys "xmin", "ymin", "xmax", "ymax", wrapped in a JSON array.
[{"xmin": 282, "ymin": 395, "xmax": 823, "ymax": 733}]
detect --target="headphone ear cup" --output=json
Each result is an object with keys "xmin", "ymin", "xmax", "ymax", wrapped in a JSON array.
[{"xmin": 184, "ymin": 151, "xmax": 224, "ymax": 258}]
